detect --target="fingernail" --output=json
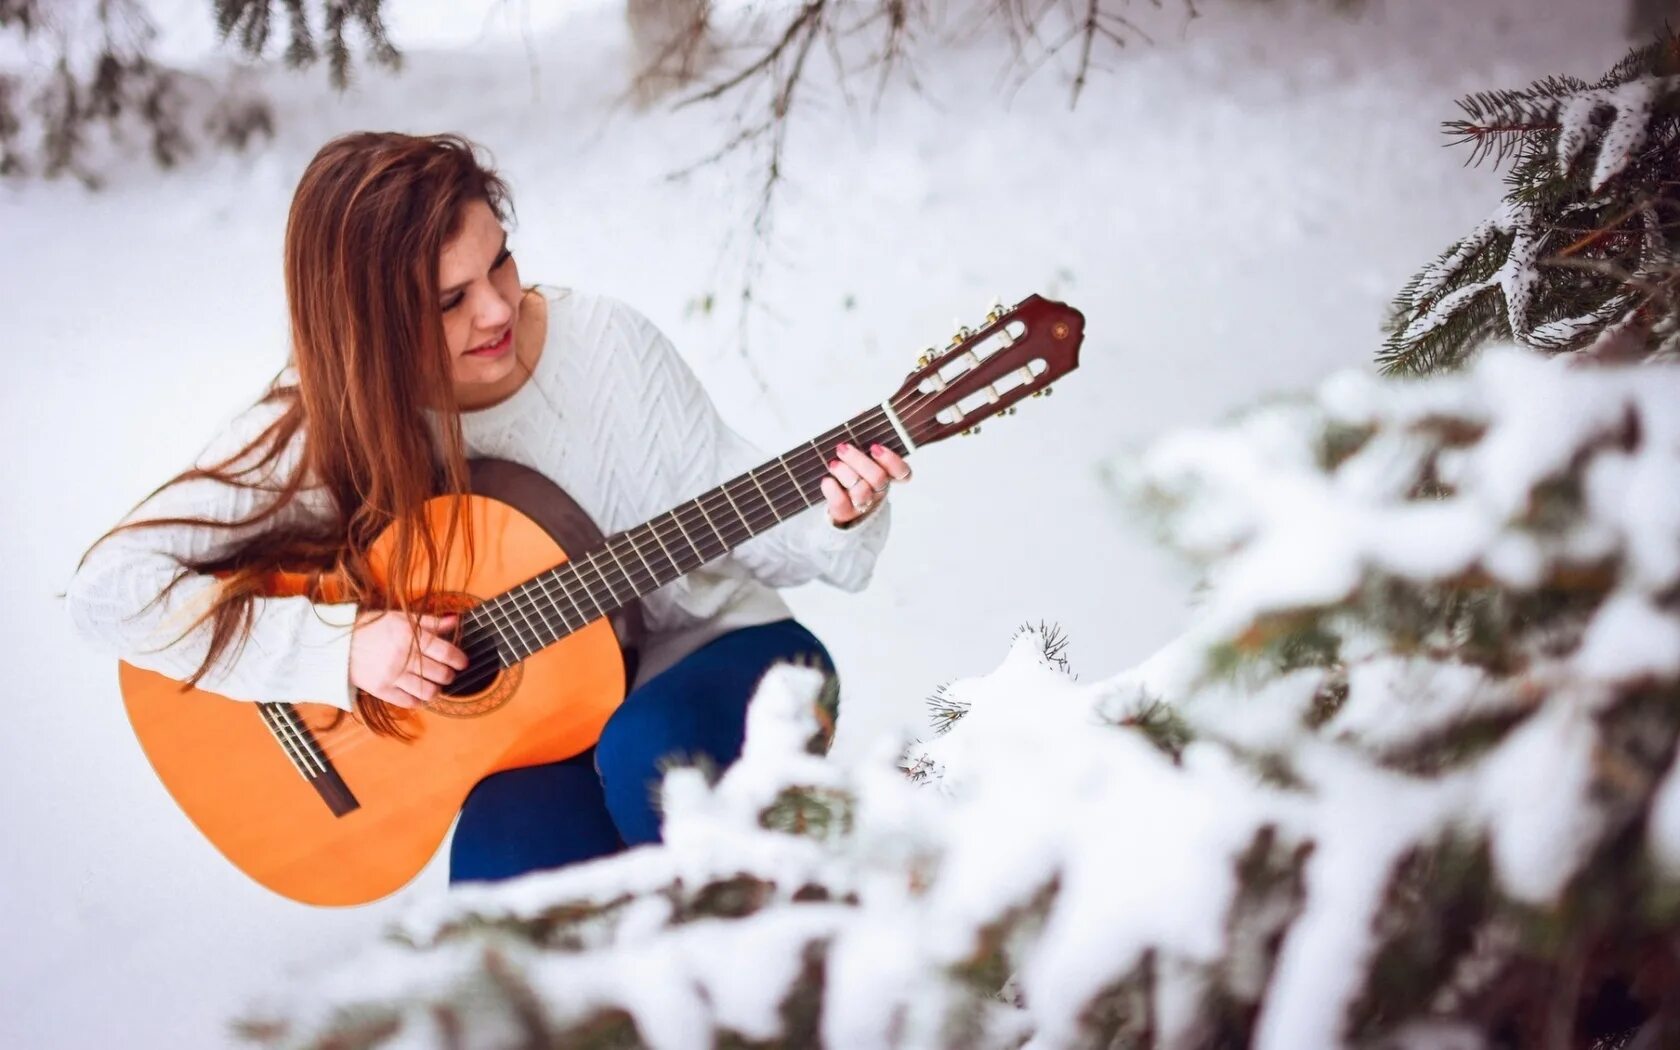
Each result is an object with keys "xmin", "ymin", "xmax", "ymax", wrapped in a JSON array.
[
  {"xmin": 837, "ymin": 442, "xmax": 851, "ymax": 453},
  {"xmin": 829, "ymin": 459, "xmax": 841, "ymax": 470},
  {"xmin": 870, "ymin": 443, "xmax": 884, "ymax": 455}
]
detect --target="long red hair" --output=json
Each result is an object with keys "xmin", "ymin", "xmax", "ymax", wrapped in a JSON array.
[{"xmin": 72, "ymin": 131, "xmax": 516, "ymax": 739}]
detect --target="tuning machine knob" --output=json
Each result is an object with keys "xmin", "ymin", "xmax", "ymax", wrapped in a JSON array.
[{"xmin": 961, "ymin": 425, "xmax": 982, "ymax": 436}]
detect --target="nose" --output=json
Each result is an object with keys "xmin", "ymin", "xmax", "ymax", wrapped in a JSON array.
[{"xmin": 475, "ymin": 288, "xmax": 513, "ymax": 334}]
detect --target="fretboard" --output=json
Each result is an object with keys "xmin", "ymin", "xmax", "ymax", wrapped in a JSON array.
[{"xmin": 464, "ymin": 404, "xmax": 909, "ymax": 664}]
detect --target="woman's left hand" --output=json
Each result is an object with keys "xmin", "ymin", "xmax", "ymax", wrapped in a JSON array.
[{"xmin": 822, "ymin": 441, "xmax": 911, "ymax": 527}]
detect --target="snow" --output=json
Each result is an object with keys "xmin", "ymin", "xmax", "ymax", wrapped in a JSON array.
[
  {"xmin": 242, "ymin": 410, "xmax": 1673, "ymax": 1044},
  {"xmin": 1253, "ymin": 742, "xmax": 1452, "ymax": 1050},
  {"xmin": 0, "ymin": 0, "xmax": 1642, "ymax": 1047},
  {"xmin": 223, "ymin": 311, "xmax": 1680, "ymax": 1046},
  {"xmin": 1574, "ymin": 591, "xmax": 1680, "ymax": 683},
  {"xmin": 1552, "ymin": 76, "xmax": 1671, "ymax": 191},
  {"xmin": 1328, "ymin": 656, "xmax": 1503, "ymax": 752},
  {"xmin": 1468, "ymin": 694, "xmax": 1602, "ymax": 905}
]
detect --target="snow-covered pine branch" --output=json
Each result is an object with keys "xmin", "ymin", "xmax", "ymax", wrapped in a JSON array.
[
  {"xmin": 236, "ymin": 347, "xmax": 1680, "ymax": 1050},
  {"xmin": 1380, "ymin": 31, "xmax": 1680, "ymax": 375}
]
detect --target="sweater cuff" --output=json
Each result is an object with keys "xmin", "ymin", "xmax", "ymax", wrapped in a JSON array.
[
  {"xmin": 816, "ymin": 492, "xmax": 890, "ymax": 547},
  {"xmin": 288, "ymin": 600, "xmax": 361, "ymax": 712}
]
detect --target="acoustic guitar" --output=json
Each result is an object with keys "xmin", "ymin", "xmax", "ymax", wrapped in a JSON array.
[{"xmin": 118, "ymin": 294, "xmax": 1085, "ymax": 906}]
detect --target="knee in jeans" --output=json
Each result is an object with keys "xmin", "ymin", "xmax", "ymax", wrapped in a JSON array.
[{"xmin": 596, "ymin": 704, "xmax": 701, "ymax": 785}]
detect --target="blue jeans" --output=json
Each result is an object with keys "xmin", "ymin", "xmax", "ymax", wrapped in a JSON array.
[{"xmin": 447, "ymin": 618, "xmax": 837, "ymax": 884}]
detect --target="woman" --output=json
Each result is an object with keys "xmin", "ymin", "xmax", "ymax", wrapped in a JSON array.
[{"xmin": 64, "ymin": 131, "xmax": 908, "ymax": 885}]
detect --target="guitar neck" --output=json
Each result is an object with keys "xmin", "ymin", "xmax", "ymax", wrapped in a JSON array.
[{"xmin": 467, "ymin": 403, "xmax": 910, "ymax": 662}]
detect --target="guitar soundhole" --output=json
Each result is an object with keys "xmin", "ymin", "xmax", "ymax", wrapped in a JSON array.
[
  {"xmin": 430, "ymin": 663, "xmax": 520, "ymax": 718},
  {"xmin": 421, "ymin": 591, "xmax": 522, "ymax": 719}
]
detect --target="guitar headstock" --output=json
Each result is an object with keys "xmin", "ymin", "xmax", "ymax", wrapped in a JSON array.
[{"xmin": 888, "ymin": 294, "xmax": 1083, "ymax": 449}]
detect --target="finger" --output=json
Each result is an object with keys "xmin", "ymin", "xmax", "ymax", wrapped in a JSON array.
[
  {"xmin": 409, "ymin": 653, "xmax": 458, "ymax": 685},
  {"xmin": 416, "ymin": 613, "xmax": 459, "ymax": 637},
  {"xmin": 868, "ymin": 443, "xmax": 912, "ymax": 481},
  {"xmin": 848, "ymin": 479, "xmax": 877, "ymax": 509},
  {"xmin": 395, "ymin": 670, "xmax": 440, "ymax": 705},
  {"xmin": 821, "ymin": 476, "xmax": 856, "ymax": 523},
  {"xmin": 826, "ymin": 456, "xmax": 862, "ymax": 489},
  {"xmin": 836, "ymin": 442, "xmax": 889, "ymax": 490},
  {"xmin": 420, "ymin": 632, "xmax": 469, "ymax": 671},
  {"xmin": 376, "ymin": 686, "xmax": 422, "ymax": 710}
]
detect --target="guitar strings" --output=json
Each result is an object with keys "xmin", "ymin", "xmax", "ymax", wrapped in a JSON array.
[
  {"xmin": 302, "ymin": 344, "xmax": 1028, "ymax": 761},
  {"xmin": 301, "ymin": 402, "xmax": 920, "ymax": 763},
  {"xmin": 448, "ymin": 320, "xmax": 1033, "ymax": 670},
  {"xmin": 301, "ymin": 363, "xmax": 999, "ymax": 763}
]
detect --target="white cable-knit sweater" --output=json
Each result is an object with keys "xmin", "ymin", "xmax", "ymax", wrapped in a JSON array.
[{"xmin": 64, "ymin": 287, "xmax": 891, "ymax": 711}]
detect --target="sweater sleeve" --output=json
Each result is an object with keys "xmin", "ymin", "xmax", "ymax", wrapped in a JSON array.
[
  {"xmin": 607, "ymin": 297, "xmax": 892, "ymax": 593},
  {"xmin": 63, "ymin": 394, "xmax": 362, "ymax": 711}
]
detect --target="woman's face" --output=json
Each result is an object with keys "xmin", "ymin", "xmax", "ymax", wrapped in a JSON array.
[{"xmin": 437, "ymin": 197, "xmax": 523, "ymax": 393}]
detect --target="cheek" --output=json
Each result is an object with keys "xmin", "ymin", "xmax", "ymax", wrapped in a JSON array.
[
  {"xmin": 444, "ymin": 316, "xmax": 473, "ymax": 362},
  {"xmin": 494, "ymin": 261, "xmax": 522, "ymax": 302}
]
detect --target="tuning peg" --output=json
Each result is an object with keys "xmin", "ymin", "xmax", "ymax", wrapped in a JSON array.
[
  {"xmin": 1043, "ymin": 386, "xmax": 1054, "ymax": 396},
  {"xmin": 1003, "ymin": 406, "xmax": 1017, "ymax": 416},
  {"xmin": 948, "ymin": 323, "xmax": 973, "ymax": 348},
  {"xmin": 984, "ymin": 296, "xmax": 1006, "ymax": 324},
  {"xmin": 916, "ymin": 351, "xmax": 932, "ymax": 368},
  {"xmin": 961, "ymin": 425, "xmax": 982, "ymax": 436}
]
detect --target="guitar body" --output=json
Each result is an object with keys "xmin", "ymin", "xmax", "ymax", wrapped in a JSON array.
[{"xmin": 118, "ymin": 458, "xmax": 644, "ymax": 907}]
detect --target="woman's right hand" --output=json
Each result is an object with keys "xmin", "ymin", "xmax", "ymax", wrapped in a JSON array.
[{"xmin": 348, "ymin": 610, "xmax": 469, "ymax": 709}]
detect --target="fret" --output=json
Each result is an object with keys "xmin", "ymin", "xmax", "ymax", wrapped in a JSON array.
[
  {"xmin": 589, "ymin": 546, "xmax": 633, "ymax": 606},
  {"xmin": 777, "ymin": 455, "xmax": 803, "ymax": 505},
  {"xmin": 543, "ymin": 567, "xmax": 591, "ymax": 627},
  {"xmin": 562, "ymin": 559, "xmax": 609, "ymax": 621},
  {"xmin": 607, "ymin": 536, "xmax": 645, "ymax": 591},
  {"xmin": 497, "ymin": 581, "xmax": 544, "ymax": 648},
  {"xmin": 643, "ymin": 517, "xmax": 684, "ymax": 578},
  {"xmin": 817, "ymin": 427, "xmax": 847, "ymax": 464},
  {"xmin": 723, "ymin": 476, "xmax": 762, "ymax": 529},
  {"xmin": 693, "ymin": 494, "xmax": 728, "ymax": 549},
  {"xmin": 621, "ymin": 528, "xmax": 663, "ymax": 589},
  {"xmin": 504, "ymin": 589, "xmax": 543, "ymax": 659},
  {"xmin": 747, "ymin": 468, "xmax": 782, "ymax": 523},
  {"xmin": 483, "ymin": 606, "xmax": 522, "ymax": 660},
  {"xmin": 560, "ymin": 553, "xmax": 610, "ymax": 620},
  {"xmin": 515, "ymin": 579, "xmax": 561, "ymax": 640},
  {"xmin": 664, "ymin": 509, "xmax": 707, "ymax": 566},
  {"xmin": 478, "ymin": 596, "xmax": 524, "ymax": 661},
  {"xmin": 527, "ymin": 576, "xmax": 573, "ymax": 638}
]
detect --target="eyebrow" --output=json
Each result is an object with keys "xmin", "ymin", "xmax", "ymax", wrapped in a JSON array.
[{"xmin": 440, "ymin": 231, "xmax": 510, "ymax": 297}]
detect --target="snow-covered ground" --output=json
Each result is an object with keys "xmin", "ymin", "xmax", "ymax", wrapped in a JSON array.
[{"xmin": 0, "ymin": 0, "xmax": 1626, "ymax": 1045}]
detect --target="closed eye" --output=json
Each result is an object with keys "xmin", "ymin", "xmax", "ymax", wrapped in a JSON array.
[{"xmin": 441, "ymin": 246, "xmax": 514, "ymax": 313}]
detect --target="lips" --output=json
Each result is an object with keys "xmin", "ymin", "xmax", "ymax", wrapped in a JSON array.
[{"xmin": 467, "ymin": 327, "xmax": 511, "ymax": 355}]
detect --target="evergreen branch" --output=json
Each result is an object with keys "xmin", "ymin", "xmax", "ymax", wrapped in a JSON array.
[
  {"xmin": 1385, "ymin": 29, "xmax": 1680, "ymax": 372},
  {"xmin": 1014, "ymin": 619, "xmax": 1072, "ymax": 674},
  {"xmin": 1443, "ymin": 119, "xmax": 1559, "ymax": 169},
  {"xmin": 927, "ymin": 681, "xmax": 969, "ymax": 735}
]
